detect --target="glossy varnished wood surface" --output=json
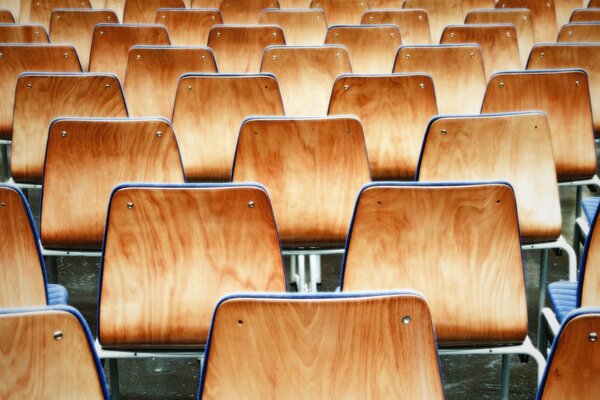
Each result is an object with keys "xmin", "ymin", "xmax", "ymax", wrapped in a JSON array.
[
  {"xmin": 279, "ymin": 0, "xmax": 311, "ymax": 6},
  {"xmin": 29, "ymin": 0, "xmax": 92, "ymax": 30},
  {"xmin": 123, "ymin": 0, "xmax": 185, "ymax": 23},
  {"xmin": 325, "ymin": 25, "xmax": 401, "ymax": 73},
  {"xmin": 172, "ymin": 74, "xmax": 284, "ymax": 181},
  {"xmin": 556, "ymin": 0, "xmax": 584, "ymax": 25},
  {"xmin": 232, "ymin": 117, "xmax": 371, "ymax": 246},
  {"xmin": 155, "ymin": 8, "xmax": 222, "ymax": 46},
  {"xmin": 11, "ymin": 74, "xmax": 128, "ymax": 184},
  {"xmin": 328, "ymin": 74, "xmax": 437, "ymax": 180},
  {"xmin": 570, "ymin": 8, "xmax": 600, "ymax": 21},
  {"xmin": 419, "ymin": 113, "xmax": 562, "ymax": 241},
  {"xmin": 0, "ymin": 8, "xmax": 15, "ymax": 22},
  {"xmin": 342, "ymin": 184, "xmax": 528, "ymax": 344},
  {"xmin": 393, "ymin": 45, "xmax": 486, "ymax": 114},
  {"xmin": 496, "ymin": 0, "xmax": 559, "ymax": 42},
  {"xmin": 0, "ymin": 3, "xmax": 18, "ymax": 21},
  {"xmin": 309, "ymin": 0, "xmax": 368, "ymax": 24},
  {"xmin": 0, "ymin": 44, "xmax": 81, "ymax": 140},
  {"xmin": 0, "ymin": 310, "xmax": 106, "ymax": 399},
  {"xmin": 369, "ymin": 0, "xmax": 404, "ymax": 7},
  {"xmin": 190, "ymin": 0, "xmax": 221, "ymax": 8},
  {"xmin": 403, "ymin": 0, "xmax": 463, "ymax": 43},
  {"xmin": 104, "ymin": 0, "xmax": 126, "ymax": 22},
  {"xmin": 361, "ymin": 9, "xmax": 432, "ymax": 45},
  {"xmin": 0, "ymin": 24, "xmax": 48, "ymax": 43},
  {"xmin": 208, "ymin": 25, "xmax": 285, "ymax": 73},
  {"xmin": 201, "ymin": 294, "xmax": 444, "ymax": 399},
  {"xmin": 220, "ymin": 0, "xmax": 279, "ymax": 24},
  {"xmin": 89, "ymin": 23, "xmax": 171, "ymax": 83},
  {"xmin": 590, "ymin": 0, "xmax": 600, "ymax": 7},
  {"xmin": 258, "ymin": 9, "xmax": 327, "ymax": 45},
  {"xmin": 482, "ymin": 70, "xmax": 596, "ymax": 181},
  {"xmin": 49, "ymin": 9, "xmax": 118, "ymax": 71},
  {"xmin": 261, "ymin": 46, "xmax": 352, "ymax": 116},
  {"xmin": 558, "ymin": 22, "xmax": 600, "ymax": 41},
  {"xmin": 581, "ymin": 212, "xmax": 600, "ymax": 306},
  {"xmin": 99, "ymin": 186, "xmax": 286, "ymax": 346}
]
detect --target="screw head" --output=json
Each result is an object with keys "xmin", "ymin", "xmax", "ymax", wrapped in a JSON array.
[
  {"xmin": 99, "ymin": 31, "xmax": 104, "ymax": 36},
  {"xmin": 156, "ymin": 131, "xmax": 163, "ymax": 138},
  {"xmin": 540, "ymin": 52, "xmax": 545, "ymax": 58},
  {"xmin": 105, "ymin": 84, "xmax": 111, "ymax": 90},
  {"xmin": 201, "ymin": 55, "xmax": 206, "ymax": 61},
  {"xmin": 405, "ymin": 54, "xmax": 411, "ymax": 60},
  {"xmin": 64, "ymin": 52, "xmax": 68, "ymax": 58},
  {"xmin": 54, "ymin": 331, "xmax": 63, "ymax": 340},
  {"xmin": 576, "ymin": 80, "xmax": 581, "ymax": 86},
  {"xmin": 469, "ymin": 52, "xmax": 475, "ymax": 59},
  {"xmin": 0, "ymin": 202, "xmax": 5, "ymax": 208},
  {"xmin": 34, "ymin": 31, "xmax": 39, "ymax": 36},
  {"xmin": 26, "ymin": 83, "xmax": 32, "ymax": 89},
  {"xmin": 216, "ymin": 32, "xmax": 221, "ymax": 37},
  {"xmin": 418, "ymin": 15, "xmax": 423, "ymax": 21},
  {"xmin": 127, "ymin": 202, "xmax": 134, "ymax": 209},
  {"xmin": 161, "ymin": 15, "xmax": 166, "ymax": 20},
  {"xmin": 419, "ymin": 83, "xmax": 425, "ymax": 89},
  {"xmin": 449, "ymin": 32, "xmax": 455, "ymax": 38},
  {"xmin": 590, "ymin": 332, "xmax": 598, "ymax": 342},
  {"xmin": 402, "ymin": 316, "xmax": 411, "ymax": 324},
  {"xmin": 343, "ymin": 85, "xmax": 349, "ymax": 91},
  {"xmin": 187, "ymin": 85, "xmax": 192, "ymax": 90},
  {"xmin": 336, "ymin": 53, "xmax": 341, "ymax": 59},
  {"xmin": 136, "ymin": 54, "xmax": 141, "ymax": 60},
  {"xmin": 498, "ymin": 82, "xmax": 505, "ymax": 88},
  {"xmin": 272, "ymin": 32, "xmax": 278, "ymax": 38},
  {"xmin": 61, "ymin": 131, "xmax": 67, "ymax": 137},
  {"xmin": 441, "ymin": 129, "xmax": 447, "ymax": 135},
  {"xmin": 248, "ymin": 201, "xmax": 255, "ymax": 208}
]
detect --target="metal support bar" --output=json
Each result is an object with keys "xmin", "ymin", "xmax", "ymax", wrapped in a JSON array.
[
  {"xmin": 501, "ymin": 354, "xmax": 510, "ymax": 400},
  {"xmin": 44, "ymin": 255, "xmax": 58, "ymax": 284},
  {"xmin": 109, "ymin": 358, "xmax": 120, "ymax": 400},
  {"xmin": 289, "ymin": 254, "xmax": 297, "ymax": 284}
]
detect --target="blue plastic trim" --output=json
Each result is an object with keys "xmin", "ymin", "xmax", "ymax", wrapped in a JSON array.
[{"xmin": 576, "ymin": 197, "xmax": 600, "ymax": 307}]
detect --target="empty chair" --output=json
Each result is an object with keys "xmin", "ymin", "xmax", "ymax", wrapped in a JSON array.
[
  {"xmin": 29, "ymin": 0, "xmax": 92, "ymax": 30},
  {"xmin": 259, "ymin": 8, "xmax": 327, "ymax": 45},
  {"xmin": 89, "ymin": 23, "xmax": 170, "ymax": 83},
  {"xmin": 208, "ymin": 25, "xmax": 285, "ymax": 73},
  {"xmin": 496, "ymin": 0, "xmax": 559, "ymax": 42},
  {"xmin": 0, "ymin": 23, "xmax": 48, "ymax": 43},
  {"xmin": 0, "ymin": 306, "xmax": 109, "ymax": 399},
  {"xmin": 310, "ymin": 0, "xmax": 368, "ymax": 25},
  {"xmin": 328, "ymin": 74, "xmax": 437, "ymax": 180},
  {"xmin": 123, "ymin": 0, "xmax": 185, "ymax": 23},
  {"xmin": 361, "ymin": 9, "xmax": 432, "ymax": 45},
  {"xmin": 570, "ymin": 8, "xmax": 600, "ymax": 21},
  {"xmin": 198, "ymin": 292, "xmax": 445, "ymax": 399},
  {"xmin": 393, "ymin": 44, "xmax": 486, "ymax": 114},
  {"xmin": 220, "ymin": 0, "xmax": 279, "ymax": 24},
  {"xmin": 558, "ymin": 22, "xmax": 600, "ymax": 41},
  {"xmin": 261, "ymin": 45, "xmax": 351, "ymax": 116},
  {"xmin": 325, "ymin": 25, "xmax": 401, "ymax": 73},
  {"xmin": 155, "ymin": 8, "xmax": 223, "ymax": 46},
  {"xmin": 556, "ymin": 0, "xmax": 585, "ymax": 26},
  {"xmin": 172, "ymin": 74, "xmax": 284, "ymax": 181},
  {"xmin": 0, "ymin": 8, "xmax": 15, "ymax": 22}
]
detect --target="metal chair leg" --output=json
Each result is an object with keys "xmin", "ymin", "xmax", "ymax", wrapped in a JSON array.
[
  {"xmin": 501, "ymin": 354, "xmax": 510, "ymax": 400},
  {"xmin": 109, "ymin": 358, "xmax": 120, "ymax": 400},
  {"xmin": 537, "ymin": 249, "xmax": 549, "ymax": 349}
]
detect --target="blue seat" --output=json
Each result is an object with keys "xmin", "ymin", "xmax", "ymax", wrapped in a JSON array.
[
  {"xmin": 547, "ymin": 280, "xmax": 577, "ymax": 323},
  {"xmin": 582, "ymin": 196, "xmax": 600, "ymax": 223}
]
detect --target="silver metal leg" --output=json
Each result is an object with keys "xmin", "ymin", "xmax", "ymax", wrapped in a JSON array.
[
  {"xmin": 109, "ymin": 358, "xmax": 120, "ymax": 400},
  {"xmin": 501, "ymin": 354, "xmax": 510, "ymax": 400},
  {"xmin": 297, "ymin": 255, "xmax": 306, "ymax": 293},
  {"xmin": 309, "ymin": 254, "xmax": 318, "ymax": 292},
  {"xmin": 289, "ymin": 254, "xmax": 297, "ymax": 284},
  {"xmin": 1, "ymin": 143, "xmax": 8, "ymax": 181},
  {"xmin": 315, "ymin": 254, "xmax": 321, "ymax": 284}
]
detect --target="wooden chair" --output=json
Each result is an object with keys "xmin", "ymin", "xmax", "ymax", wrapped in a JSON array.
[
  {"xmin": 198, "ymin": 292, "xmax": 445, "ymax": 399},
  {"xmin": 123, "ymin": 0, "xmax": 185, "ymax": 23},
  {"xmin": 556, "ymin": 0, "xmax": 585, "ymax": 26},
  {"xmin": 29, "ymin": 0, "xmax": 92, "ymax": 30},
  {"xmin": 155, "ymin": 8, "xmax": 222, "ymax": 46},
  {"xmin": 0, "ymin": 23, "xmax": 49, "ymax": 43},
  {"xmin": 0, "ymin": 8, "xmax": 15, "ymax": 23},
  {"xmin": 207, "ymin": 25, "xmax": 285, "ymax": 73},
  {"xmin": 558, "ymin": 21, "xmax": 600, "ymax": 41},
  {"xmin": 570, "ymin": 8, "xmax": 600, "ymax": 20},
  {"xmin": 260, "ymin": 45, "xmax": 352, "ymax": 116},
  {"xmin": 361, "ymin": 9, "xmax": 432, "ymax": 45},
  {"xmin": 49, "ymin": 9, "xmax": 118, "ymax": 71},
  {"xmin": 309, "ymin": 0, "xmax": 368, "ymax": 25},
  {"xmin": 0, "ymin": 306, "xmax": 109, "ymax": 399},
  {"xmin": 328, "ymin": 74, "xmax": 437, "ymax": 180},
  {"xmin": 219, "ymin": 0, "xmax": 279, "ymax": 24},
  {"xmin": 324, "ymin": 25, "xmax": 401, "ymax": 73},
  {"xmin": 341, "ymin": 182, "xmax": 546, "ymax": 398},
  {"xmin": 258, "ymin": 8, "xmax": 327, "ymax": 45},
  {"xmin": 393, "ymin": 44, "xmax": 486, "ymax": 114},
  {"xmin": 172, "ymin": 73, "xmax": 284, "ymax": 181},
  {"xmin": 465, "ymin": 8, "xmax": 534, "ymax": 69},
  {"xmin": 89, "ymin": 23, "xmax": 171, "ymax": 83},
  {"xmin": 496, "ymin": 0, "xmax": 559, "ymax": 42}
]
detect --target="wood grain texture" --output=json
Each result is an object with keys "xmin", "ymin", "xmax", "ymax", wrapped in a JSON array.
[
  {"xmin": 581, "ymin": 211, "xmax": 600, "ymax": 306},
  {"xmin": 309, "ymin": 0, "xmax": 368, "ymax": 25},
  {"xmin": 261, "ymin": 45, "xmax": 352, "ymax": 116},
  {"xmin": 403, "ymin": 0, "xmax": 463, "ymax": 43},
  {"xmin": 325, "ymin": 25, "xmax": 401, "ymax": 74},
  {"xmin": 104, "ymin": 0, "xmax": 125, "ymax": 22},
  {"xmin": 328, "ymin": 74, "xmax": 437, "ymax": 180},
  {"xmin": 123, "ymin": 0, "xmax": 185, "ymax": 23},
  {"xmin": 555, "ymin": 0, "xmax": 584, "ymax": 26},
  {"xmin": 465, "ymin": 8, "xmax": 534, "ymax": 68},
  {"xmin": 361, "ymin": 9, "xmax": 432, "ymax": 45},
  {"xmin": 369, "ymin": 0, "xmax": 404, "ymax": 7},
  {"xmin": 496, "ymin": 0, "xmax": 559, "ymax": 42},
  {"xmin": 418, "ymin": 113, "xmax": 562, "ymax": 242},
  {"xmin": 0, "ymin": 24, "xmax": 48, "ymax": 43},
  {"xmin": 279, "ymin": 0, "xmax": 311, "ymax": 6},
  {"xmin": 220, "ymin": 0, "xmax": 279, "ymax": 23},
  {"xmin": 482, "ymin": 70, "xmax": 596, "ymax": 182},
  {"xmin": 41, "ymin": 118, "xmax": 184, "ymax": 249},
  {"xmin": 89, "ymin": 24, "xmax": 170, "ymax": 83},
  {"xmin": 124, "ymin": 46, "xmax": 217, "ymax": 118},
  {"xmin": 0, "ymin": 44, "xmax": 81, "ymax": 140},
  {"xmin": 201, "ymin": 294, "xmax": 444, "ymax": 399},
  {"xmin": 558, "ymin": 22, "xmax": 600, "ymax": 41},
  {"xmin": 19, "ymin": 0, "xmax": 32, "ymax": 23},
  {"xmin": 11, "ymin": 73, "xmax": 128, "ymax": 184},
  {"xmin": 99, "ymin": 185, "xmax": 286, "ymax": 347},
  {"xmin": 393, "ymin": 45, "xmax": 486, "ymax": 114},
  {"xmin": 89, "ymin": 0, "xmax": 104, "ymax": 7},
  {"xmin": 259, "ymin": 9, "xmax": 327, "ymax": 46},
  {"xmin": 190, "ymin": 0, "xmax": 221, "ymax": 8},
  {"xmin": 0, "ymin": 186, "xmax": 46, "ymax": 308},
  {"xmin": 342, "ymin": 184, "xmax": 528, "ymax": 344},
  {"xmin": 172, "ymin": 74, "xmax": 284, "ymax": 181},
  {"xmin": 590, "ymin": 0, "xmax": 600, "ymax": 6},
  {"xmin": 29, "ymin": 0, "xmax": 92, "ymax": 30},
  {"xmin": 0, "ymin": 310, "xmax": 106, "ymax": 399},
  {"xmin": 49, "ymin": 9, "xmax": 118, "ymax": 71},
  {"xmin": 232, "ymin": 117, "xmax": 371, "ymax": 246},
  {"xmin": 0, "ymin": 8, "xmax": 15, "ymax": 22},
  {"xmin": 155, "ymin": 9, "xmax": 223, "ymax": 46},
  {"xmin": 570, "ymin": 8, "xmax": 600, "ymax": 20},
  {"xmin": 441, "ymin": 24, "xmax": 521, "ymax": 79},
  {"xmin": 208, "ymin": 25, "xmax": 284, "ymax": 73},
  {"xmin": 0, "ymin": 1, "xmax": 19, "ymax": 21}
]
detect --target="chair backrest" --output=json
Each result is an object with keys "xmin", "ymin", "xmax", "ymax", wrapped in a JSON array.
[
  {"xmin": 417, "ymin": 112, "xmax": 562, "ymax": 242},
  {"xmin": 104, "ymin": 0, "xmax": 126, "ymax": 22},
  {"xmin": 29, "ymin": 0, "xmax": 92, "ymax": 30},
  {"xmin": 309, "ymin": 0, "xmax": 368, "ymax": 24},
  {"xmin": 393, "ymin": 44, "xmax": 486, "ymax": 114},
  {"xmin": 403, "ymin": 0, "xmax": 463, "ymax": 42},
  {"xmin": 0, "ymin": 306, "xmax": 109, "ymax": 399},
  {"xmin": 578, "ymin": 205, "xmax": 600, "ymax": 307},
  {"xmin": 172, "ymin": 73, "xmax": 284, "ymax": 181},
  {"xmin": 155, "ymin": 8, "xmax": 223, "ymax": 46},
  {"xmin": 328, "ymin": 74, "xmax": 437, "ymax": 180},
  {"xmin": 0, "ymin": 44, "xmax": 82, "ymax": 142},
  {"xmin": 207, "ymin": 25, "xmax": 285, "ymax": 73},
  {"xmin": 482, "ymin": 69, "xmax": 596, "ymax": 182},
  {"xmin": 198, "ymin": 292, "xmax": 445, "ymax": 399},
  {"xmin": 0, "ymin": 8, "xmax": 15, "ymax": 23},
  {"xmin": 123, "ymin": 0, "xmax": 185, "ymax": 23},
  {"xmin": 49, "ymin": 9, "xmax": 118, "ymax": 71},
  {"xmin": 89, "ymin": 23, "xmax": 171, "ymax": 83},
  {"xmin": 556, "ymin": 0, "xmax": 585, "ymax": 26},
  {"xmin": 261, "ymin": 45, "xmax": 352, "ymax": 116},
  {"xmin": 558, "ymin": 21, "xmax": 600, "ymax": 41},
  {"xmin": 590, "ymin": 0, "xmax": 600, "ymax": 7},
  {"xmin": 220, "ymin": 0, "xmax": 279, "ymax": 23},
  {"xmin": 98, "ymin": 183, "xmax": 286, "ymax": 347},
  {"xmin": 361, "ymin": 9, "xmax": 432, "ymax": 45},
  {"xmin": 325, "ymin": 25, "xmax": 401, "ymax": 73},
  {"xmin": 232, "ymin": 116, "xmax": 371, "ymax": 246},
  {"xmin": 536, "ymin": 308, "xmax": 600, "ymax": 399},
  {"xmin": 258, "ymin": 8, "xmax": 327, "ymax": 45},
  {"xmin": 465, "ymin": 8, "xmax": 534, "ymax": 68},
  {"xmin": 0, "ymin": 23, "xmax": 48, "ymax": 43},
  {"xmin": 496, "ymin": 0, "xmax": 559, "ymax": 42},
  {"xmin": 570, "ymin": 8, "xmax": 600, "ymax": 21},
  {"xmin": 11, "ymin": 73, "xmax": 128, "ymax": 184},
  {"xmin": 341, "ymin": 182, "xmax": 528, "ymax": 344}
]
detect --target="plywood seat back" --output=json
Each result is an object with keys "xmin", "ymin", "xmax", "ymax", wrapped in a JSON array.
[
  {"xmin": 482, "ymin": 69, "xmax": 596, "ymax": 182},
  {"xmin": 123, "ymin": 0, "xmax": 185, "ymax": 23},
  {"xmin": 570, "ymin": 8, "xmax": 600, "ymax": 21},
  {"xmin": 199, "ymin": 293, "xmax": 445, "ymax": 399},
  {"xmin": 220, "ymin": 0, "xmax": 280, "ymax": 23},
  {"xmin": 361, "ymin": 9, "xmax": 432, "ymax": 45},
  {"xmin": 155, "ymin": 8, "xmax": 223, "ymax": 46},
  {"xmin": 260, "ymin": 45, "xmax": 352, "ymax": 116},
  {"xmin": 403, "ymin": 0, "xmax": 463, "ymax": 43},
  {"xmin": 590, "ymin": 0, "xmax": 600, "ymax": 7},
  {"xmin": 0, "ymin": 23, "xmax": 49, "ymax": 43},
  {"xmin": 29, "ymin": 0, "xmax": 92, "ymax": 30},
  {"xmin": 98, "ymin": 184, "xmax": 286, "ymax": 347},
  {"xmin": 0, "ymin": 8, "xmax": 15, "ymax": 23},
  {"xmin": 393, "ymin": 44, "xmax": 486, "ymax": 114},
  {"xmin": 258, "ymin": 8, "xmax": 328, "ymax": 45},
  {"xmin": 556, "ymin": 0, "xmax": 585, "ymax": 26},
  {"xmin": 496, "ymin": 0, "xmax": 559, "ymax": 42},
  {"xmin": 558, "ymin": 21, "xmax": 600, "ymax": 41},
  {"xmin": 190, "ymin": 0, "xmax": 222, "ymax": 8},
  {"xmin": 279, "ymin": 0, "xmax": 312, "ymax": 6},
  {"xmin": 328, "ymin": 74, "xmax": 437, "ymax": 180},
  {"xmin": 341, "ymin": 183, "xmax": 528, "ymax": 345},
  {"xmin": 578, "ymin": 206, "xmax": 600, "ymax": 307},
  {"xmin": 310, "ymin": 0, "xmax": 368, "ymax": 25},
  {"xmin": 369, "ymin": 0, "xmax": 404, "ymax": 7},
  {"xmin": 172, "ymin": 74, "xmax": 284, "ymax": 181},
  {"xmin": 11, "ymin": 73, "xmax": 128, "ymax": 184},
  {"xmin": 232, "ymin": 116, "xmax": 371, "ymax": 246},
  {"xmin": 104, "ymin": 0, "xmax": 126, "ymax": 22}
]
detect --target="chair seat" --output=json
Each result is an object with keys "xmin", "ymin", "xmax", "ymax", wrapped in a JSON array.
[
  {"xmin": 547, "ymin": 281, "xmax": 577, "ymax": 323},
  {"xmin": 48, "ymin": 284, "xmax": 68, "ymax": 305},
  {"xmin": 582, "ymin": 197, "xmax": 600, "ymax": 223}
]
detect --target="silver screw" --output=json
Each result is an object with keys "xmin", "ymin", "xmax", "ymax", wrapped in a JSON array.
[
  {"xmin": 590, "ymin": 332, "xmax": 598, "ymax": 342},
  {"xmin": 419, "ymin": 83, "xmax": 425, "ymax": 89},
  {"xmin": 54, "ymin": 331, "xmax": 63, "ymax": 340},
  {"xmin": 61, "ymin": 131, "xmax": 67, "ymax": 137},
  {"xmin": 576, "ymin": 80, "xmax": 581, "ymax": 87},
  {"xmin": 26, "ymin": 83, "xmax": 32, "ymax": 89},
  {"xmin": 343, "ymin": 85, "xmax": 349, "ymax": 91},
  {"xmin": 127, "ymin": 202, "xmax": 134, "ymax": 209},
  {"xmin": 402, "ymin": 316, "xmax": 411, "ymax": 324},
  {"xmin": 499, "ymin": 82, "xmax": 505, "ymax": 88},
  {"xmin": 136, "ymin": 54, "xmax": 141, "ymax": 60},
  {"xmin": 248, "ymin": 201, "xmax": 255, "ymax": 208},
  {"xmin": 441, "ymin": 129, "xmax": 447, "ymax": 135},
  {"xmin": 156, "ymin": 131, "xmax": 163, "ymax": 138},
  {"xmin": 105, "ymin": 84, "xmax": 111, "ymax": 90}
]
